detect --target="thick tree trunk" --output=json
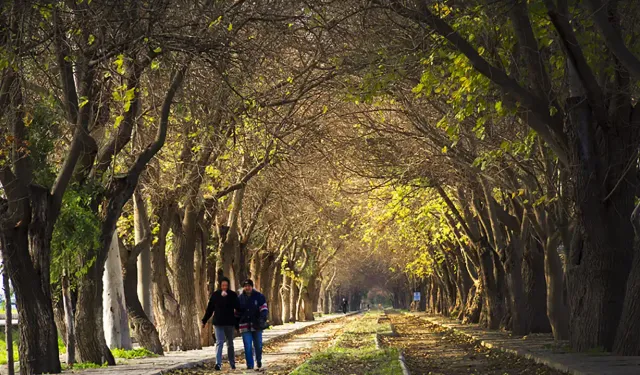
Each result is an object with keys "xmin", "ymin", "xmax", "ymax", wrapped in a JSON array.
[
  {"xmin": 281, "ymin": 272, "xmax": 291, "ymax": 322},
  {"xmin": 134, "ymin": 195, "xmax": 153, "ymax": 324},
  {"xmin": 269, "ymin": 261, "xmax": 284, "ymax": 325},
  {"xmin": 504, "ymin": 238, "xmax": 528, "ymax": 335},
  {"xmin": 477, "ymin": 244, "xmax": 505, "ymax": 329},
  {"xmin": 75, "ymin": 260, "xmax": 115, "ymax": 365},
  {"xmin": 523, "ymin": 240, "xmax": 551, "ymax": 333},
  {"xmin": 544, "ymin": 236, "xmax": 569, "ymax": 340},
  {"xmin": 121, "ymin": 204, "xmax": 163, "ymax": 357},
  {"xmin": 103, "ymin": 232, "xmax": 132, "ymax": 350},
  {"xmin": 463, "ymin": 282, "xmax": 482, "ymax": 324},
  {"xmin": 171, "ymin": 207, "xmax": 201, "ymax": 351},
  {"xmin": 564, "ymin": 90, "xmax": 637, "ymax": 351},
  {"xmin": 0, "ymin": 223, "xmax": 61, "ymax": 374},
  {"xmin": 122, "ymin": 245, "xmax": 164, "ymax": 355},
  {"xmin": 288, "ymin": 278, "xmax": 299, "ymax": 323},
  {"xmin": 614, "ymin": 204, "xmax": 640, "ymax": 354},
  {"xmin": 151, "ymin": 203, "xmax": 185, "ymax": 351}
]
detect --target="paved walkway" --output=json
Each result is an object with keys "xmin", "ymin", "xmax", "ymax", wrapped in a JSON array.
[
  {"xmin": 417, "ymin": 313, "xmax": 640, "ymax": 375},
  {"xmin": 54, "ymin": 312, "xmax": 357, "ymax": 375}
]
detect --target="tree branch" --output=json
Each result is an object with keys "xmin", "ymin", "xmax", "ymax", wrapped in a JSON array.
[
  {"xmin": 388, "ymin": 0, "xmax": 567, "ymax": 158},
  {"xmin": 586, "ymin": 0, "xmax": 640, "ymax": 78},
  {"xmin": 544, "ymin": 0, "xmax": 608, "ymax": 126}
]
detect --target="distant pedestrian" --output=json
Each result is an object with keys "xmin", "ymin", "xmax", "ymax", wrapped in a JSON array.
[
  {"xmin": 237, "ymin": 279, "xmax": 269, "ymax": 371},
  {"xmin": 342, "ymin": 298, "xmax": 348, "ymax": 314},
  {"xmin": 201, "ymin": 277, "xmax": 239, "ymax": 371}
]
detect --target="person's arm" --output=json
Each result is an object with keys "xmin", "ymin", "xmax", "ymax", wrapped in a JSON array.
[
  {"xmin": 201, "ymin": 293, "xmax": 216, "ymax": 326},
  {"xmin": 258, "ymin": 294, "xmax": 268, "ymax": 319}
]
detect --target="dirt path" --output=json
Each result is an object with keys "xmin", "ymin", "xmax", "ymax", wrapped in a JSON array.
[
  {"xmin": 174, "ymin": 314, "xmax": 358, "ymax": 375},
  {"xmin": 381, "ymin": 312, "xmax": 568, "ymax": 375}
]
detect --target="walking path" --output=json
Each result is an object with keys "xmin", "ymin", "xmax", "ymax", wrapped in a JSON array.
[
  {"xmin": 417, "ymin": 313, "xmax": 640, "ymax": 375},
  {"xmin": 178, "ymin": 313, "xmax": 360, "ymax": 374},
  {"xmin": 56, "ymin": 312, "xmax": 357, "ymax": 375}
]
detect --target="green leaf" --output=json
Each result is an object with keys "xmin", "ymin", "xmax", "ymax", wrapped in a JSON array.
[
  {"xmin": 88, "ymin": 34, "xmax": 95, "ymax": 45},
  {"xmin": 78, "ymin": 96, "xmax": 89, "ymax": 108},
  {"xmin": 114, "ymin": 115, "xmax": 124, "ymax": 128},
  {"xmin": 227, "ymin": 23, "xmax": 233, "ymax": 31}
]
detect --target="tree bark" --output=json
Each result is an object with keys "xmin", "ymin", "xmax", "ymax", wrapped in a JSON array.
[
  {"xmin": 289, "ymin": 278, "xmax": 299, "ymax": 323},
  {"xmin": 171, "ymin": 205, "xmax": 201, "ymax": 351},
  {"xmin": 62, "ymin": 273, "xmax": 75, "ymax": 365},
  {"xmin": 121, "ymin": 196, "xmax": 164, "ymax": 355},
  {"xmin": 3, "ymin": 255, "xmax": 14, "ymax": 375},
  {"xmin": 134, "ymin": 194, "xmax": 153, "ymax": 324},
  {"xmin": 523, "ymin": 239, "xmax": 551, "ymax": 333},
  {"xmin": 103, "ymin": 232, "xmax": 132, "ymax": 350},
  {"xmin": 281, "ymin": 271, "xmax": 291, "ymax": 322},
  {"xmin": 0, "ymin": 218, "xmax": 62, "ymax": 374},
  {"xmin": 151, "ymin": 203, "xmax": 185, "ymax": 351},
  {"xmin": 269, "ymin": 261, "xmax": 284, "ymax": 325}
]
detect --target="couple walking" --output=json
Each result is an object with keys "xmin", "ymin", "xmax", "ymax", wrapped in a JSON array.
[{"xmin": 201, "ymin": 277, "xmax": 268, "ymax": 371}]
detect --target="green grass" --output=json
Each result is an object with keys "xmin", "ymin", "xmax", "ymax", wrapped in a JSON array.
[
  {"xmin": 291, "ymin": 312, "xmax": 403, "ymax": 375},
  {"xmin": 112, "ymin": 348, "xmax": 157, "ymax": 359}
]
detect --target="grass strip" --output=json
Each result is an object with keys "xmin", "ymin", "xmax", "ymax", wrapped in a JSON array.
[{"xmin": 291, "ymin": 311, "xmax": 403, "ymax": 375}]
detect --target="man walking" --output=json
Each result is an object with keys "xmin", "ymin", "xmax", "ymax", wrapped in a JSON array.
[
  {"xmin": 342, "ymin": 297, "xmax": 348, "ymax": 314},
  {"xmin": 202, "ymin": 277, "xmax": 239, "ymax": 371},
  {"xmin": 238, "ymin": 279, "xmax": 268, "ymax": 371}
]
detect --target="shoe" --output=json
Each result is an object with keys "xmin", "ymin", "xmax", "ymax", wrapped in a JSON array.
[
  {"xmin": 257, "ymin": 361, "xmax": 262, "ymax": 369},
  {"xmin": 214, "ymin": 364, "xmax": 221, "ymax": 371},
  {"xmin": 230, "ymin": 364, "xmax": 236, "ymax": 370}
]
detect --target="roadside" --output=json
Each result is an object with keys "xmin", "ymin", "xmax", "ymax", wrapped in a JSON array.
[
  {"xmin": 0, "ymin": 313, "xmax": 354, "ymax": 375},
  {"xmin": 380, "ymin": 311, "xmax": 567, "ymax": 375}
]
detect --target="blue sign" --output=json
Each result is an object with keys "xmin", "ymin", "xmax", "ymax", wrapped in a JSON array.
[{"xmin": 413, "ymin": 292, "xmax": 421, "ymax": 301}]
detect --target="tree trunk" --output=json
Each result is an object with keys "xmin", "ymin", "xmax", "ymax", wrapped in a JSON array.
[
  {"xmin": 614, "ymin": 204, "xmax": 640, "ymax": 354},
  {"xmin": 477, "ymin": 244, "xmax": 505, "ymax": 329},
  {"xmin": 0, "ymin": 222, "xmax": 62, "ymax": 374},
  {"xmin": 171, "ymin": 207, "xmax": 201, "ymax": 351},
  {"xmin": 62, "ymin": 273, "xmax": 76, "ymax": 365},
  {"xmin": 3, "ymin": 257, "xmax": 14, "ymax": 375},
  {"xmin": 564, "ymin": 87, "xmax": 637, "ymax": 351},
  {"xmin": 523, "ymin": 240, "xmax": 551, "ymax": 333},
  {"xmin": 504, "ymin": 238, "xmax": 528, "ymax": 335},
  {"xmin": 122, "ymin": 242, "xmax": 164, "ymax": 355},
  {"xmin": 289, "ymin": 279, "xmax": 300, "ymax": 322},
  {"xmin": 194, "ymin": 226, "xmax": 212, "ymax": 347},
  {"xmin": 463, "ymin": 282, "xmax": 482, "ymax": 324},
  {"xmin": 151, "ymin": 203, "xmax": 185, "ymax": 351},
  {"xmin": 269, "ymin": 261, "xmax": 284, "ymax": 325},
  {"xmin": 134, "ymin": 194, "xmax": 153, "ymax": 324},
  {"xmin": 103, "ymin": 232, "xmax": 132, "ymax": 350},
  {"xmin": 544, "ymin": 236, "xmax": 570, "ymax": 340},
  {"xmin": 281, "ymin": 272, "xmax": 291, "ymax": 322}
]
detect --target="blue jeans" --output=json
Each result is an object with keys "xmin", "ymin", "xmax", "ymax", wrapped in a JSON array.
[
  {"xmin": 241, "ymin": 330, "xmax": 263, "ymax": 368},
  {"xmin": 214, "ymin": 325, "xmax": 235, "ymax": 367}
]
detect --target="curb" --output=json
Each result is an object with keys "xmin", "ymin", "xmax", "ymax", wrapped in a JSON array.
[
  {"xmin": 157, "ymin": 311, "xmax": 361, "ymax": 374},
  {"xmin": 398, "ymin": 350, "xmax": 411, "ymax": 375},
  {"xmin": 419, "ymin": 315, "xmax": 583, "ymax": 375}
]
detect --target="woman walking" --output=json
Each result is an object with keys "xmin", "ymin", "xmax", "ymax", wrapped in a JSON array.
[
  {"xmin": 201, "ymin": 277, "xmax": 239, "ymax": 371},
  {"xmin": 237, "ymin": 279, "xmax": 268, "ymax": 371}
]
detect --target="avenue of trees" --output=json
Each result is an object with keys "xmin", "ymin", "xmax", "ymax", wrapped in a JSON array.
[{"xmin": 2, "ymin": 0, "xmax": 640, "ymax": 373}]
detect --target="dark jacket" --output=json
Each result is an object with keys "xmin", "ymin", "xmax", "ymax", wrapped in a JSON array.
[
  {"xmin": 237, "ymin": 290, "xmax": 268, "ymax": 333},
  {"xmin": 202, "ymin": 290, "xmax": 239, "ymax": 327}
]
